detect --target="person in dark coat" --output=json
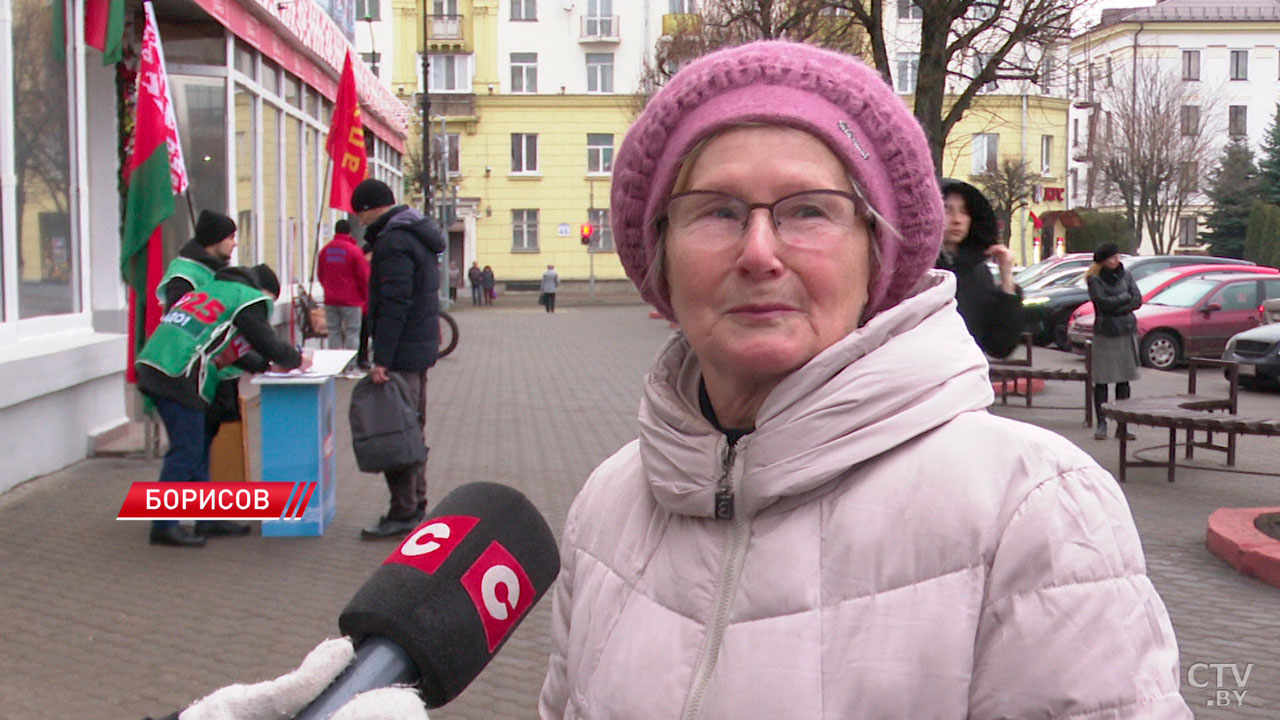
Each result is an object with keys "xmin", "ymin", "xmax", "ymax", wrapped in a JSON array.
[
  {"xmin": 481, "ymin": 265, "xmax": 496, "ymax": 306},
  {"xmin": 936, "ymin": 179, "xmax": 1023, "ymax": 358},
  {"xmin": 350, "ymin": 178, "xmax": 447, "ymax": 540},
  {"xmin": 1086, "ymin": 243, "xmax": 1141, "ymax": 440},
  {"xmin": 467, "ymin": 261, "xmax": 484, "ymax": 306}
]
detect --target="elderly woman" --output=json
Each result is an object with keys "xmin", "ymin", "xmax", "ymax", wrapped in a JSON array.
[{"xmin": 539, "ymin": 42, "xmax": 1189, "ymax": 719}]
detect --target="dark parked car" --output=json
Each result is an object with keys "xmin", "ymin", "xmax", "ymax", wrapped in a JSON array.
[
  {"xmin": 1072, "ymin": 273, "xmax": 1280, "ymax": 370},
  {"xmin": 1222, "ymin": 298, "xmax": 1280, "ymax": 388},
  {"xmin": 1020, "ymin": 254, "xmax": 1255, "ymax": 349}
]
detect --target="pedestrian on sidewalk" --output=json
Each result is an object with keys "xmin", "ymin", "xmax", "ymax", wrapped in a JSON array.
[
  {"xmin": 468, "ymin": 261, "xmax": 483, "ymax": 306},
  {"xmin": 539, "ymin": 264, "xmax": 559, "ymax": 312},
  {"xmin": 936, "ymin": 179, "xmax": 1023, "ymax": 358},
  {"xmin": 448, "ymin": 260, "xmax": 461, "ymax": 302},
  {"xmin": 350, "ymin": 178, "xmax": 446, "ymax": 540},
  {"xmin": 539, "ymin": 41, "xmax": 1191, "ymax": 720},
  {"xmin": 316, "ymin": 219, "xmax": 369, "ymax": 352},
  {"xmin": 481, "ymin": 265, "xmax": 496, "ymax": 306},
  {"xmin": 135, "ymin": 265, "xmax": 309, "ymax": 548},
  {"xmin": 1087, "ymin": 242, "xmax": 1142, "ymax": 440}
]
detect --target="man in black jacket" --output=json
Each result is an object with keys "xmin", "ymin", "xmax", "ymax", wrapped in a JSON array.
[{"xmin": 350, "ymin": 178, "xmax": 447, "ymax": 539}]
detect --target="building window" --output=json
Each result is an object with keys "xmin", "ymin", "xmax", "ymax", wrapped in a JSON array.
[
  {"xmin": 511, "ymin": 53, "xmax": 537, "ymax": 93},
  {"xmin": 1230, "ymin": 105, "xmax": 1248, "ymax": 137},
  {"xmin": 1041, "ymin": 135, "xmax": 1053, "ymax": 176},
  {"xmin": 896, "ymin": 53, "xmax": 918, "ymax": 93},
  {"xmin": 433, "ymin": 133, "xmax": 460, "ymax": 175},
  {"xmin": 356, "ymin": 0, "xmax": 380, "ymax": 21},
  {"xmin": 970, "ymin": 0, "xmax": 995, "ymax": 19},
  {"xmin": 898, "ymin": 0, "xmax": 922, "ymax": 20},
  {"xmin": 511, "ymin": 133, "xmax": 538, "ymax": 173},
  {"xmin": 1178, "ymin": 216, "xmax": 1198, "ymax": 247},
  {"xmin": 670, "ymin": 0, "xmax": 697, "ymax": 11},
  {"xmin": 1039, "ymin": 53, "xmax": 1055, "ymax": 93},
  {"xmin": 1231, "ymin": 50, "xmax": 1249, "ymax": 80},
  {"xmin": 586, "ymin": 0, "xmax": 614, "ymax": 36},
  {"xmin": 971, "ymin": 133, "xmax": 998, "ymax": 174},
  {"xmin": 512, "ymin": 209, "xmax": 539, "ymax": 250},
  {"xmin": 432, "ymin": 0, "xmax": 457, "ymax": 13},
  {"xmin": 511, "ymin": 0, "xmax": 536, "ymax": 20},
  {"xmin": 1105, "ymin": 56, "xmax": 1112, "ymax": 87},
  {"xmin": 1072, "ymin": 118, "xmax": 1079, "ymax": 147},
  {"xmin": 1072, "ymin": 67, "xmax": 1080, "ymax": 94},
  {"xmin": 587, "ymin": 133, "xmax": 614, "ymax": 173},
  {"xmin": 1182, "ymin": 50, "xmax": 1200, "ymax": 81},
  {"xmin": 588, "ymin": 208, "xmax": 613, "ymax": 251},
  {"xmin": 587, "ymin": 53, "xmax": 614, "ymax": 93},
  {"xmin": 1180, "ymin": 105, "xmax": 1199, "ymax": 136},
  {"xmin": 974, "ymin": 53, "xmax": 997, "ymax": 93},
  {"xmin": 1069, "ymin": 168, "xmax": 1079, "ymax": 199},
  {"xmin": 429, "ymin": 54, "xmax": 471, "ymax": 92},
  {"xmin": 1181, "ymin": 161, "xmax": 1198, "ymax": 192}
]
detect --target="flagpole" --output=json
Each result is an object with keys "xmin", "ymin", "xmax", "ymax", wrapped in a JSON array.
[
  {"xmin": 310, "ymin": 155, "xmax": 334, "ymax": 295},
  {"xmin": 184, "ymin": 191, "xmax": 197, "ymax": 229}
]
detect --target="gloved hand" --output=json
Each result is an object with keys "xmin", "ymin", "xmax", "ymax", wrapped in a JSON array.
[{"xmin": 172, "ymin": 638, "xmax": 429, "ymax": 720}]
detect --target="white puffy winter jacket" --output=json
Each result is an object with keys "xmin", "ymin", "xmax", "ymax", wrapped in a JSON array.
[{"xmin": 539, "ymin": 272, "xmax": 1190, "ymax": 720}]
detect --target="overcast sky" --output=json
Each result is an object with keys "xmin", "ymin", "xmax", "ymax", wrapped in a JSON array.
[{"xmin": 1075, "ymin": 0, "xmax": 1157, "ymax": 30}]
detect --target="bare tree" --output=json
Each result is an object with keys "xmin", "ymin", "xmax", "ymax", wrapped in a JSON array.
[
  {"xmin": 1090, "ymin": 60, "xmax": 1219, "ymax": 254},
  {"xmin": 640, "ymin": 0, "xmax": 1082, "ymax": 173},
  {"xmin": 972, "ymin": 157, "xmax": 1037, "ymax": 244}
]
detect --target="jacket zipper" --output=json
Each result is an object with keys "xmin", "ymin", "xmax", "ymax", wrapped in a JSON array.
[{"xmin": 682, "ymin": 439, "xmax": 750, "ymax": 720}]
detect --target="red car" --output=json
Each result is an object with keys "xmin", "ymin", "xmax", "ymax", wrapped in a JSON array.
[
  {"xmin": 1070, "ymin": 272, "xmax": 1280, "ymax": 370},
  {"xmin": 1069, "ymin": 263, "xmax": 1279, "ymax": 328}
]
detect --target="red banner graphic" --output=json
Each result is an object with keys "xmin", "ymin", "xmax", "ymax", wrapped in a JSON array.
[{"xmin": 117, "ymin": 482, "xmax": 315, "ymax": 520}]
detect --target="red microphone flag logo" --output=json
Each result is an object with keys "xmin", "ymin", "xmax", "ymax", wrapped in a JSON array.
[
  {"xmin": 382, "ymin": 515, "xmax": 480, "ymax": 575},
  {"xmin": 460, "ymin": 541, "xmax": 536, "ymax": 652}
]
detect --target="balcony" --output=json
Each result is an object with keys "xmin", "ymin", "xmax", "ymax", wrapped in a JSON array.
[
  {"xmin": 423, "ymin": 93, "xmax": 475, "ymax": 119},
  {"xmin": 579, "ymin": 15, "xmax": 620, "ymax": 43},
  {"xmin": 663, "ymin": 13, "xmax": 701, "ymax": 36},
  {"xmin": 429, "ymin": 14, "xmax": 463, "ymax": 41}
]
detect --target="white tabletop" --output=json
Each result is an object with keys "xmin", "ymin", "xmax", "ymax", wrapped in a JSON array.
[{"xmin": 252, "ymin": 349, "xmax": 356, "ymax": 385}]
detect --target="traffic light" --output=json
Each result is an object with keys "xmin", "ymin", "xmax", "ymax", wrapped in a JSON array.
[{"xmin": 580, "ymin": 223, "xmax": 594, "ymax": 245}]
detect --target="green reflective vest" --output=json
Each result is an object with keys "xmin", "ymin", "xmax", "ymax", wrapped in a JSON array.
[
  {"xmin": 156, "ymin": 256, "xmax": 218, "ymax": 307},
  {"xmin": 136, "ymin": 279, "xmax": 273, "ymax": 406}
]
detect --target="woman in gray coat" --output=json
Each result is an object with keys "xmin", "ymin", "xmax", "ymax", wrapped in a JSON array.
[{"xmin": 1086, "ymin": 243, "xmax": 1141, "ymax": 440}]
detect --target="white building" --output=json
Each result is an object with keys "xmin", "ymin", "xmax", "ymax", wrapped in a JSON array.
[{"xmin": 1067, "ymin": 0, "xmax": 1280, "ymax": 253}]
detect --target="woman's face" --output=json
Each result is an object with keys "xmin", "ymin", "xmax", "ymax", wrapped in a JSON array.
[
  {"xmin": 664, "ymin": 126, "xmax": 873, "ymax": 388},
  {"xmin": 1103, "ymin": 255, "xmax": 1122, "ymax": 270},
  {"xmin": 942, "ymin": 192, "xmax": 970, "ymax": 247}
]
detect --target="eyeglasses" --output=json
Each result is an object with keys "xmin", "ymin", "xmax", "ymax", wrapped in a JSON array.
[{"xmin": 659, "ymin": 189, "xmax": 867, "ymax": 249}]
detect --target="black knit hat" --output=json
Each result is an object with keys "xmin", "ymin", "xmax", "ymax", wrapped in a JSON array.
[
  {"xmin": 350, "ymin": 179, "xmax": 396, "ymax": 212},
  {"xmin": 1093, "ymin": 243, "xmax": 1121, "ymax": 265},
  {"xmin": 335, "ymin": 219, "xmax": 351, "ymax": 234},
  {"xmin": 195, "ymin": 210, "xmax": 237, "ymax": 247},
  {"xmin": 250, "ymin": 264, "xmax": 281, "ymax": 298}
]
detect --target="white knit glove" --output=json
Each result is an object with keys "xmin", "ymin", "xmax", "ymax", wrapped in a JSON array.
[{"xmin": 178, "ymin": 638, "xmax": 429, "ymax": 720}]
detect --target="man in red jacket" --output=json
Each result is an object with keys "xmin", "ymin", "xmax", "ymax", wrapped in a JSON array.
[{"xmin": 317, "ymin": 219, "xmax": 370, "ymax": 353}]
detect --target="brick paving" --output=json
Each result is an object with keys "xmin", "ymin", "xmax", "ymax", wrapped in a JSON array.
[{"xmin": 1, "ymin": 303, "xmax": 1279, "ymax": 719}]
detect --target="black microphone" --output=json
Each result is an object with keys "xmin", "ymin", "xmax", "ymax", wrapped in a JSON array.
[{"xmin": 293, "ymin": 482, "xmax": 560, "ymax": 719}]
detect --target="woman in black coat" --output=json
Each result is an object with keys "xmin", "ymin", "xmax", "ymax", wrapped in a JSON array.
[
  {"xmin": 936, "ymin": 179, "xmax": 1023, "ymax": 358},
  {"xmin": 1086, "ymin": 243, "xmax": 1141, "ymax": 440}
]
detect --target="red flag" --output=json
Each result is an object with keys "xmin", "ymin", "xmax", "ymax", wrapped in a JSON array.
[
  {"xmin": 1029, "ymin": 210, "xmax": 1043, "ymax": 230},
  {"xmin": 327, "ymin": 51, "xmax": 368, "ymax": 213},
  {"xmin": 84, "ymin": 0, "xmax": 125, "ymax": 63},
  {"xmin": 121, "ymin": 2, "xmax": 188, "ymax": 382}
]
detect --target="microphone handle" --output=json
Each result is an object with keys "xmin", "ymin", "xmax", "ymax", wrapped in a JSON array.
[{"xmin": 292, "ymin": 636, "xmax": 419, "ymax": 720}]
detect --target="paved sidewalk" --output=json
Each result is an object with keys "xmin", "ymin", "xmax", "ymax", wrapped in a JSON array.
[{"xmin": 2, "ymin": 305, "xmax": 1279, "ymax": 718}]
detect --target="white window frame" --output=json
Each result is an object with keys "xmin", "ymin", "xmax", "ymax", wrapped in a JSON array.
[
  {"xmin": 510, "ymin": 53, "xmax": 537, "ymax": 93},
  {"xmin": 1229, "ymin": 105, "xmax": 1248, "ymax": 137},
  {"xmin": 1181, "ymin": 50, "xmax": 1200, "ymax": 81},
  {"xmin": 1041, "ymin": 135, "xmax": 1053, "ymax": 176},
  {"xmin": 1178, "ymin": 216, "xmax": 1198, "ymax": 247},
  {"xmin": 586, "ymin": 53, "xmax": 614, "ymax": 93},
  {"xmin": 971, "ymin": 133, "xmax": 998, "ymax": 175},
  {"xmin": 898, "ymin": 0, "xmax": 922, "ymax": 20},
  {"xmin": 429, "ymin": 54, "xmax": 472, "ymax": 93},
  {"xmin": 512, "ymin": 209, "xmax": 539, "ymax": 250},
  {"xmin": 357, "ymin": 0, "xmax": 381, "ymax": 21},
  {"xmin": 669, "ymin": 0, "xmax": 697, "ymax": 12},
  {"xmin": 587, "ymin": 133, "xmax": 614, "ymax": 174},
  {"xmin": 1180, "ymin": 105, "xmax": 1199, "ymax": 136},
  {"xmin": 588, "ymin": 208, "xmax": 613, "ymax": 251},
  {"xmin": 432, "ymin": 0, "xmax": 457, "ymax": 14},
  {"xmin": 974, "ymin": 53, "xmax": 997, "ymax": 93},
  {"xmin": 895, "ymin": 53, "xmax": 918, "ymax": 93},
  {"xmin": 1230, "ymin": 50, "xmax": 1249, "ymax": 81},
  {"xmin": 511, "ymin": 0, "xmax": 536, "ymax": 21},
  {"xmin": 511, "ymin": 133, "xmax": 539, "ymax": 174}
]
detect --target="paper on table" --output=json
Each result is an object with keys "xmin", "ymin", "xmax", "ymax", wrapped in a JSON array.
[{"xmin": 264, "ymin": 349, "xmax": 356, "ymax": 378}]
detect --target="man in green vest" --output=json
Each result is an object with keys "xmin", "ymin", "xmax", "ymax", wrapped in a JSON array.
[{"xmin": 136, "ymin": 264, "xmax": 310, "ymax": 547}]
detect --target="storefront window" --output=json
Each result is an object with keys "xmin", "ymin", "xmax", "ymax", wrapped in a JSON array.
[
  {"xmin": 261, "ymin": 58, "xmax": 280, "ymax": 97},
  {"xmin": 285, "ymin": 115, "xmax": 301, "ymax": 285},
  {"xmin": 234, "ymin": 40, "xmax": 255, "ymax": 79},
  {"xmin": 159, "ymin": 21, "xmax": 225, "ymax": 65},
  {"xmin": 305, "ymin": 126, "xmax": 320, "ymax": 243},
  {"xmin": 162, "ymin": 76, "xmax": 229, "ymax": 255},
  {"xmin": 262, "ymin": 104, "xmax": 281, "ymax": 274},
  {"xmin": 13, "ymin": 0, "xmax": 76, "ymax": 319},
  {"xmin": 284, "ymin": 72, "xmax": 301, "ymax": 108},
  {"xmin": 235, "ymin": 83, "xmax": 257, "ymax": 262}
]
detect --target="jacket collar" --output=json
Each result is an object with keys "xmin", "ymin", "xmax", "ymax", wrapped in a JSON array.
[{"xmin": 637, "ymin": 270, "xmax": 995, "ymax": 519}]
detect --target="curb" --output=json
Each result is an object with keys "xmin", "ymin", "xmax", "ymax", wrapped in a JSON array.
[{"xmin": 1206, "ymin": 506, "xmax": 1280, "ymax": 589}]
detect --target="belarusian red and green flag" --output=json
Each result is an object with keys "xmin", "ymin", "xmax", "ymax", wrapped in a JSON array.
[
  {"xmin": 121, "ymin": 1, "xmax": 188, "ymax": 382},
  {"xmin": 52, "ymin": 0, "xmax": 125, "ymax": 64}
]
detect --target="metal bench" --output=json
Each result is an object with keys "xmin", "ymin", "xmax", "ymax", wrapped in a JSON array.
[
  {"xmin": 1101, "ymin": 358, "xmax": 1280, "ymax": 482},
  {"xmin": 987, "ymin": 334, "xmax": 1094, "ymax": 427}
]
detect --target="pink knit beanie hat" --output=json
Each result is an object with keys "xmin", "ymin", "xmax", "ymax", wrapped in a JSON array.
[{"xmin": 611, "ymin": 40, "xmax": 942, "ymax": 321}]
